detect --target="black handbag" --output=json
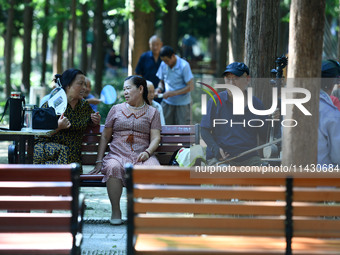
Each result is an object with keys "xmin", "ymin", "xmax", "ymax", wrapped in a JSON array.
[{"xmin": 32, "ymin": 107, "xmax": 58, "ymax": 129}]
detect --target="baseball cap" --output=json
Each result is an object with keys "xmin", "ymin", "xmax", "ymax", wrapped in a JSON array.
[
  {"xmin": 321, "ymin": 60, "xmax": 340, "ymax": 78},
  {"xmin": 222, "ymin": 62, "xmax": 249, "ymax": 77}
]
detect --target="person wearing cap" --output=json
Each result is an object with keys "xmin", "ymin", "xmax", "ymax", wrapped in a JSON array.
[
  {"xmin": 155, "ymin": 45, "xmax": 194, "ymax": 125},
  {"xmin": 200, "ymin": 62, "xmax": 268, "ymax": 166},
  {"xmin": 318, "ymin": 60, "xmax": 340, "ymax": 166}
]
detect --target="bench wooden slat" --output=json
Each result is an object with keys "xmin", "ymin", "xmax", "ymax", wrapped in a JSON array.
[
  {"xmin": 134, "ymin": 235, "xmax": 340, "ymax": 255},
  {"xmin": 293, "ymin": 178, "xmax": 340, "ymax": 187},
  {"xmin": 133, "ymin": 168, "xmax": 286, "ymax": 185},
  {"xmin": 0, "ymin": 182, "xmax": 72, "ymax": 196},
  {"xmin": 0, "ymin": 165, "xmax": 72, "ymax": 181},
  {"xmin": 154, "ymin": 146, "xmax": 184, "ymax": 152},
  {"xmin": 160, "ymin": 136, "xmax": 195, "ymax": 143},
  {"xmin": 294, "ymin": 189, "xmax": 340, "ymax": 202},
  {"xmin": 0, "ymin": 213, "xmax": 71, "ymax": 232},
  {"xmin": 0, "ymin": 196, "xmax": 72, "ymax": 210},
  {"xmin": 135, "ymin": 201, "xmax": 286, "ymax": 215},
  {"xmin": 160, "ymin": 125, "xmax": 195, "ymax": 135},
  {"xmin": 0, "ymin": 233, "xmax": 73, "ymax": 255},
  {"xmin": 293, "ymin": 203, "xmax": 340, "ymax": 216},
  {"xmin": 134, "ymin": 217, "xmax": 285, "ymax": 236},
  {"xmin": 134, "ymin": 185, "xmax": 285, "ymax": 200},
  {"xmin": 135, "ymin": 201, "xmax": 340, "ymax": 217},
  {"xmin": 294, "ymin": 218, "xmax": 340, "ymax": 238}
]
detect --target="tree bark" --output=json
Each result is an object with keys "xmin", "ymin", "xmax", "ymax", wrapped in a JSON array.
[
  {"xmin": 228, "ymin": 0, "xmax": 247, "ymax": 63},
  {"xmin": 81, "ymin": 2, "xmax": 88, "ymax": 75},
  {"xmin": 4, "ymin": 0, "xmax": 15, "ymax": 97},
  {"xmin": 94, "ymin": 0, "xmax": 104, "ymax": 95},
  {"xmin": 67, "ymin": 0, "xmax": 76, "ymax": 69},
  {"xmin": 22, "ymin": 0, "xmax": 33, "ymax": 94},
  {"xmin": 244, "ymin": 0, "xmax": 279, "ymax": 109},
  {"xmin": 128, "ymin": 0, "xmax": 155, "ymax": 75},
  {"xmin": 277, "ymin": 6, "xmax": 289, "ymax": 57},
  {"xmin": 338, "ymin": 0, "xmax": 340, "ymax": 59},
  {"xmin": 161, "ymin": 0, "xmax": 178, "ymax": 51},
  {"xmin": 119, "ymin": 21, "xmax": 129, "ymax": 68},
  {"xmin": 216, "ymin": 0, "xmax": 229, "ymax": 76},
  {"xmin": 53, "ymin": 20, "xmax": 64, "ymax": 74},
  {"xmin": 282, "ymin": 0, "xmax": 325, "ymax": 167},
  {"xmin": 41, "ymin": 0, "xmax": 49, "ymax": 87}
]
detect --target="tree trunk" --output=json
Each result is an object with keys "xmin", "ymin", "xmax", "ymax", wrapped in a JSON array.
[
  {"xmin": 216, "ymin": 0, "xmax": 229, "ymax": 76},
  {"xmin": 244, "ymin": 0, "xmax": 279, "ymax": 109},
  {"xmin": 53, "ymin": 20, "xmax": 64, "ymax": 75},
  {"xmin": 161, "ymin": 0, "xmax": 178, "ymax": 51},
  {"xmin": 81, "ymin": 2, "xmax": 88, "ymax": 74},
  {"xmin": 277, "ymin": 6, "xmax": 289, "ymax": 57},
  {"xmin": 41, "ymin": 0, "xmax": 49, "ymax": 87},
  {"xmin": 94, "ymin": 0, "xmax": 104, "ymax": 95},
  {"xmin": 22, "ymin": 0, "xmax": 33, "ymax": 94},
  {"xmin": 67, "ymin": 0, "xmax": 76, "ymax": 69},
  {"xmin": 338, "ymin": 0, "xmax": 340, "ymax": 59},
  {"xmin": 4, "ymin": 0, "xmax": 15, "ymax": 97},
  {"xmin": 119, "ymin": 21, "xmax": 129, "ymax": 68},
  {"xmin": 128, "ymin": 0, "xmax": 155, "ymax": 75},
  {"xmin": 228, "ymin": 0, "xmax": 247, "ymax": 63},
  {"xmin": 282, "ymin": 0, "xmax": 325, "ymax": 167}
]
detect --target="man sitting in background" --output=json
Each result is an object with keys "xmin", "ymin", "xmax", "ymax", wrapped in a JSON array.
[{"xmin": 147, "ymin": 80, "xmax": 165, "ymax": 125}]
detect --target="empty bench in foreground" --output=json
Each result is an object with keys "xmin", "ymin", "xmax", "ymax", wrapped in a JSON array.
[
  {"xmin": 125, "ymin": 165, "xmax": 340, "ymax": 255},
  {"xmin": 80, "ymin": 124, "xmax": 200, "ymax": 187},
  {"xmin": 0, "ymin": 163, "xmax": 84, "ymax": 255}
]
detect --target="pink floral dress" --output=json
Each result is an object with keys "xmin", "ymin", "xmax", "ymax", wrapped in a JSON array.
[{"xmin": 101, "ymin": 102, "xmax": 161, "ymax": 186}]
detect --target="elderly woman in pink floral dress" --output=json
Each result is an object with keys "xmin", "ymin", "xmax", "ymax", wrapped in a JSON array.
[{"xmin": 90, "ymin": 75, "xmax": 161, "ymax": 225}]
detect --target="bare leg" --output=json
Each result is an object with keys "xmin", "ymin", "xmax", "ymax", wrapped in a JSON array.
[{"xmin": 106, "ymin": 177, "xmax": 123, "ymax": 220}]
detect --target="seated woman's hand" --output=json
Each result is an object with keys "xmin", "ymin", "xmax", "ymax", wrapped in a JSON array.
[
  {"xmin": 137, "ymin": 151, "xmax": 150, "ymax": 162},
  {"xmin": 58, "ymin": 113, "xmax": 71, "ymax": 130},
  {"xmin": 89, "ymin": 163, "xmax": 102, "ymax": 174},
  {"xmin": 91, "ymin": 112, "xmax": 101, "ymax": 125}
]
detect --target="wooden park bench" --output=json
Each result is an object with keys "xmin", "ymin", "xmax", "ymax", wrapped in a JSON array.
[
  {"xmin": 80, "ymin": 124, "xmax": 200, "ymax": 187},
  {"xmin": 0, "ymin": 163, "xmax": 85, "ymax": 255},
  {"xmin": 125, "ymin": 165, "xmax": 340, "ymax": 255}
]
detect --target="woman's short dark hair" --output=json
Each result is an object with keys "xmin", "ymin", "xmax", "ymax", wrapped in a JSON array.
[
  {"xmin": 53, "ymin": 68, "xmax": 84, "ymax": 91},
  {"xmin": 125, "ymin": 75, "xmax": 150, "ymax": 105},
  {"xmin": 160, "ymin": 46, "xmax": 175, "ymax": 58}
]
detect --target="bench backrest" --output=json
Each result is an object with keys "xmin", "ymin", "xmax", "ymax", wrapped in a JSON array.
[
  {"xmin": 81, "ymin": 124, "xmax": 200, "ymax": 165},
  {"xmin": 0, "ymin": 164, "xmax": 83, "ymax": 238},
  {"xmin": 126, "ymin": 165, "xmax": 340, "ymax": 254}
]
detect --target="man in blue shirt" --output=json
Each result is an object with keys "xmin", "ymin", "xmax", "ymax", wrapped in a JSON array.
[
  {"xmin": 318, "ymin": 60, "xmax": 340, "ymax": 166},
  {"xmin": 135, "ymin": 35, "xmax": 163, "ymax": 93},
  {"xmin": 201, "ymin": 62, "xmax": 267, "ymax": 166},
  {"xmin": 156, "ymin": 46, "xmax": 194, "ymax": 125}
]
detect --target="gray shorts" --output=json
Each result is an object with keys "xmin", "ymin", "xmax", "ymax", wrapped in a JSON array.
[{"xmin": 161, "ymin": 101, "xmax": 191, "ymax": 125}]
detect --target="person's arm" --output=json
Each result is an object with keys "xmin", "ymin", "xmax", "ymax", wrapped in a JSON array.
[
  {"xmin": 329, "ymin": 118, "xmax": 340, "ymax": 165},
  {"xmin": 86, "ymin": 98, "xmax": 102, "ymax": 105},
  {"xmin": 88, "ymin": 127, "xmax": 113, "ymax": 174},
  {"xmin": 201, "ymin": 127, "xmax": 226, "ymax": 160},
  {"xmin": 155, "ymin": 80, "xmax": 165, "ymax": 96},
  {"xmin": 162, "ymin": 78, "xmax": 194, "ymax": 99},
  {"xmin": 137, "ymin": 129, "xmax": 161, "ymax": 162}
]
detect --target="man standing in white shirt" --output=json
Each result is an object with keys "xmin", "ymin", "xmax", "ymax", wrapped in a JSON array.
[{"xmin": 155, "ymin": 46, "xmax": 194, "ymax": 125}]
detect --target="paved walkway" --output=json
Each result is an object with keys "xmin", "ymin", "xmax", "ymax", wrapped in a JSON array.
[{"xmin": 0, "ymin": 141, "xmax": 128, "ymax": 255}]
